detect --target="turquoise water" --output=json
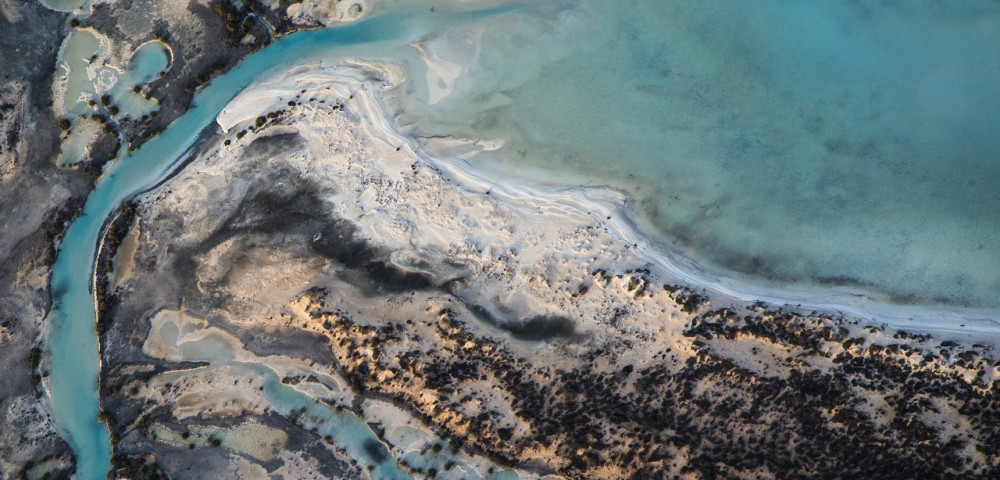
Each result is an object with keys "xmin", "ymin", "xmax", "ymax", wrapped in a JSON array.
[
  {"xmin": 38, "ymin": 0, "xmax": 88, "ymax": 12},
  {"xmin": 151, "ymin": 305, "xmax": 526, "ymax": 479},
  {"xmin": 45, "ymin": 2, "xmax": 1000, "ymax": 478},
  {"xmin": 401, "ymin": 0, "xmax": 1000, "ymax": 308},
  {"xmin": 148, "ymin": 312, "xmax": 412, "ymax": 477},
  {"xmin": 247, "ymin": 364, "xmax": 410, "ymax": 479},
  {"xmin": 44, "ymin": 6, "xmax": 516, "ymax": 479},
  {"xmin": 109, "ymin": 40, "xmax": 171, "ymax": 118},
  {"xmin": 123, "ymin": 42, "xmax": 170, "ymax": 84},
  {"xmin": 53, "ymin": 31, "xmax": 172, "ymax": 163}
]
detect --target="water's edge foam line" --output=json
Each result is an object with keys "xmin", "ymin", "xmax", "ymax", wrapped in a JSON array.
[
  {"xmin": 43, "ymin": 6, "xmax": 1000, "ymax": 479},
  {"xmin": 273, "ymin": 61, "xmax": 1000, "ymax": 338}
]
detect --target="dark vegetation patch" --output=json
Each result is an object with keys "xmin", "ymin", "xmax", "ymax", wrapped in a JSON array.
[
  {"xmin": 298, "ymin": 284, "xmax": 1000, "ymax": 480},
  {"xmin": 362, "ymin": 439, "xmax": 389, "ymax": 464},
  {"xmin": 241, "ymin": 129, "xmax": 302, "ymax": 157},
  {"xmin": 501, "ymin": 315, "xmax": 576, "ymax": 341},
  {"xmin": 111, "ymin": 450, "xmax": 168, "ymax": 480},
  {"xmin": 442, "ymin": 279, "xmax": 575, "ymax": 341},
  {"xmin": 177, "ymin": 166, "xmax": 432, "ymax": 295},
  {"xmin": 360, "ymin": 260, "xmax": 433, "ymax": 292},
  {"xmin": 95, "ymin": 201, "xmax": 139, "ymax": 350}
]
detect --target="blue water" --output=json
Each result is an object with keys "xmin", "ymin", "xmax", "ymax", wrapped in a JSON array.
[
  {"xmin": 110, "ymin": 41, "xmax": 172, "ymax": 118},
  {"xmin": 247, "ymin": 364, "xmax": 410, "ymax": 479},
  {"xmin": 44, "ymin": 7, "xmax": 511, "ymax": 478},
  {"xmin": 45, "ymin": 1, "xmax": 1000, "ymax": 478},
  {"xmin": 400, "ymin": 0, "xmax": 1000, "ymax": 308}
]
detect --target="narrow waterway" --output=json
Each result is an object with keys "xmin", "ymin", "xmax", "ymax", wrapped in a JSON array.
[
  {"xmin": 44, "ymin": 1, "xmax": 1000, "ymax": 478},
  {"xmin": 42, "ymin": 7, "xmax": 505, "ymax": 478}
]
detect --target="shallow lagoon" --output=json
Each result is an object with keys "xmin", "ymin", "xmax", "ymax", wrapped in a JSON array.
[
  {"xmin": 403, "ymin": 0, "xmax": 1000, "ymax": 309},
  {"xmin": 53, "ymin": 28, "xmax": 171, "ymax": 164},
  {"xmin": 44, "ymin": 1, "xmax": 1000, "ymax": 479},
  {"xmin": 108, "ymin": 40, "xmax": 171, "ymax": 119}
]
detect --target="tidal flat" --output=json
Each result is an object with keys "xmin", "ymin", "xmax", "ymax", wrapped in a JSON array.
[
  {"xmin": 3, "ymin": 1, "xmax": 1000, "ymax": 479},
  {"xmin": 95, "ymin": 61, "xmax": 1000, "ymax": 478}
]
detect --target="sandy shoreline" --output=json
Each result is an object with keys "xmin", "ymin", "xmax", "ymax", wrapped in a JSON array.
[
  {"xmin": 426, "ymin": 153, "xmax": 1000, "ymax": 336},
  {"xmin": 219, "ymin": 58, "xmax": 1000, "ymax": 343},
  {"xmin": 91, "ymin": 51, "xmax": 1000, "ymax": 478}
]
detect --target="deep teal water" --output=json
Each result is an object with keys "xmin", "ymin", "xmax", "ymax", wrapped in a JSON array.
[{"xmin": 45, "ymin": 2, "xmax": 1000, "ymax": 479}]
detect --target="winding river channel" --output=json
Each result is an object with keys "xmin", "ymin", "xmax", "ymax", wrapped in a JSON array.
[
  {"xmin": 42, "ymin": 7, "xmax": 509, "ymax": 479},
  {"xmin": 44, "ymin": 1, "xmax": 1000, "ymax": 478}
]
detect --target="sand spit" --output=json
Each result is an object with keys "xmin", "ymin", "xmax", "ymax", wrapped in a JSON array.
[
  {"xmin": 233, "ymin": 59, "xmax": 1000, "ymax": 340},
  {"xmin": 95, "ymin": 59, "xmax": 1000, "ymax": 478}
]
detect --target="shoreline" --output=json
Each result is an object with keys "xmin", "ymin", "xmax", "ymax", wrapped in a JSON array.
[
  {"xmin": 229, "ymin": 59, "xmax": 1000, "ymax": 343},
  {"xmin": 110, "ymin": 55, "xmax": 1000, "ymax": 477},
  {"xmin": 21, "ymin": 3, "xmax": 1000, "ymax": 477},
  {"xmin": 433, "ymin": 155, "xmax": 1000, "ymax": 337}
]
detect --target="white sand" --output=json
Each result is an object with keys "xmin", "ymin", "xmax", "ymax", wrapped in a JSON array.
[
  {"xmin": 122, "ymin": 54, "xmax": 1000, "ymax": 478},
  {"xmin": 284, "ymin": 0, "xmax": 369, "ymax": 27},
  {"xmin": 213, "ymin": 58, "xmax": 1000, "ymax": 342}
]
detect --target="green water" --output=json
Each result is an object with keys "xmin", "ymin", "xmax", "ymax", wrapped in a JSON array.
[{"xmin": 54, "ymin": 27, "xmax": 101, "ymax": 117}]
